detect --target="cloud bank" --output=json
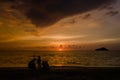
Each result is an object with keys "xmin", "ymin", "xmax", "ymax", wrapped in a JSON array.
[{"xmin": 2, "ymin": 0, "xmax": 115, "ymax": 27}]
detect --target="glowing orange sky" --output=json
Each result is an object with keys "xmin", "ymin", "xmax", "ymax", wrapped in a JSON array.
[{"xmin": 0, "ymin": 0, "xmax": 120, "ymax": 50}]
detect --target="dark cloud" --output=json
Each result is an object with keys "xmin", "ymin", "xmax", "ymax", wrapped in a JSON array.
[
  {"xmin": 1, "ymin": 0, "xmax": 116, "ymax": 27},
  {"xmin": 83, "ymin": 14, "xmax": 91, "ymax": 19},
  {"xmin": 105, "ymin": 11, "xmax": 119, "ymax": 16},
  {"xmin": 0, "ymin": 0, "xmax": 15, "ymax": 2},
  {"xmin": 107, "ymin": 6, "xmax": 114, "ymax": 10},
  {"xmin": 65, "ymin": 19, "xmax": 76, "ymax": 25}
]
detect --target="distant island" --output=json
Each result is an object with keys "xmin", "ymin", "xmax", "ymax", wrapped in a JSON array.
[{"xmin": 95, "ymin": 47, "xmax": 109, "ymax": 51}]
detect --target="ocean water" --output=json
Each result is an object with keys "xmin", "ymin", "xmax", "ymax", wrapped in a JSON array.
[{"xmin": 0, "ymin": 51, "xmax": 120, "ymax": 67}]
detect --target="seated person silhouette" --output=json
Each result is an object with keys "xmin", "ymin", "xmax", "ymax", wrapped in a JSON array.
[
  {"xmin": 28, "ymin": 58, "xmax": 36, "ymax": 70},
  {"xmin": 42, "ymin": 60, "xmax": 50, "ymax": 71}
]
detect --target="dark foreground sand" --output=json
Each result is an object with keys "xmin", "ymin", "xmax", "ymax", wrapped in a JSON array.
[{"xmin": 0, "ymin": 66, "xmax": 120, "ymax": 80}]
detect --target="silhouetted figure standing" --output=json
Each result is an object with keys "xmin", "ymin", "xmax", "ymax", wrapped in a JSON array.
[
  {"xmin": 28, "ymin": 58, "xmax": 36, "ymax": 71},
  {"xmin": 37, "ymin": 56, "xmax": 41, "ymax": 69}
]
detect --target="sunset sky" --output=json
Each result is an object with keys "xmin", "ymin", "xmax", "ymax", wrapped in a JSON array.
[{"xmin": 0, "ymin": 0, "xmax": 120, "ymax": 50}]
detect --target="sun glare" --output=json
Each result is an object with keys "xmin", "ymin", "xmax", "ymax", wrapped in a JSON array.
[
  {"xmin": 58, "ymin": 48, "xmax": 63, "ymax": 51},
  {"xmin": 52, "ymin": 42, "xmax": 66, "ymax": 51}
]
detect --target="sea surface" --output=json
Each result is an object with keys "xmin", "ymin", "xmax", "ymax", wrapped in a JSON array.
[{"xmin": 0, "ymin": 51, "xmax": 120, "ymax": 67}]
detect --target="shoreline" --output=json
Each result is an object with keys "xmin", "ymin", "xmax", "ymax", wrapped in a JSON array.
[{"xmin": 0, "ymin": 66, "xmax": 120, "ymax": 72}]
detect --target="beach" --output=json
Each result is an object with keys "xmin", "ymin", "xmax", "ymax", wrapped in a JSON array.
[{"xmin": 0, "ymin": 66, "xmax": 120, "ymax": 80}]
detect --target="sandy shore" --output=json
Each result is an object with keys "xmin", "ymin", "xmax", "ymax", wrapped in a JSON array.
[{"xmin": 0, "ymin": 66, "xmax": 120, "ymax": 80}]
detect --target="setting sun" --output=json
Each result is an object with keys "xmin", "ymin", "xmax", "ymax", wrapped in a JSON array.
[{"xmin": 58, "ymin": 48, "xmax": 63, "ymax": 51}]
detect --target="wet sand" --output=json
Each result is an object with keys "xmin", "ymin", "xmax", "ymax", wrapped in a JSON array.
[{"xmin": 0, "ymin": 66, "xmax": 120, "ymax": 80}]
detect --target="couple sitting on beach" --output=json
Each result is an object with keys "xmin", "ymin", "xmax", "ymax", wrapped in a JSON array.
[{"xmin": 28, "ymin": 56, "xmax": 50, "ymax": 71}]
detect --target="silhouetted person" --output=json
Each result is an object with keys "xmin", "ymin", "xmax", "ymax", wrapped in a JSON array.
[
  {"xmin": 42, "ymin": 60, "xmax": 50, "ymax": 71},
  {"xmin": 28, "ymin": 58, "xmax": 36, "ymax": 70},
  {"xmin": 37, "ymin": 56, "xmax": 41, "ymax": 69},
  {"xmin": 45, "ymin": 61, "xmax": 50, "ymax": 70}
]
